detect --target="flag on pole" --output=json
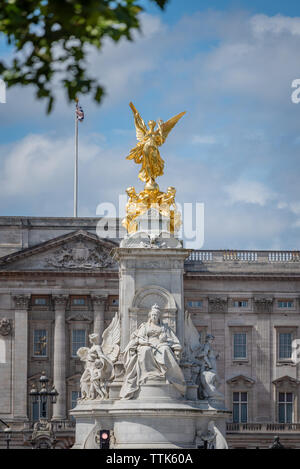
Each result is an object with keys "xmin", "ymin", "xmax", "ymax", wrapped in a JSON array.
[
  {"xmin": 0, "ymin": 79, "xmax": 6, "ymax": 103},
  {"xmin": 75, "ymin": 99, "xmax": 84, "ymax": 121}
]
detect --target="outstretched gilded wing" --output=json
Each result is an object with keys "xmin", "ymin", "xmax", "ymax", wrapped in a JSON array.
[
  {"xmin": 102, "ymin": 312, "xmax": 120, "ymax": 363},
  {"xmin": 158, "ymin": 111, "xmax": 186, "ymax": 144},
  {"xmin": 77, "ymin": 347, "xmax": 89, "ymax": 362},
  {"xmin": 129, "ymin": 102, "xmax": 148, "ymax": 142},
  {"xmin": 126, "ymin": 141, "xmax": 144, "ymax": 162},
  {"xmin": 184, "ymin": 310, "xmax": 200, "ymax": 362}
]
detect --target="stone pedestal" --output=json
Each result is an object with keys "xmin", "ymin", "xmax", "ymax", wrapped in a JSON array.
[
  {"xmin": 113, "ymin": 247, "xmax": 190, "ymax": 349},
  {"xmin": 71, "ymin": 228, "xmax": 229, "ymax": 449},
  {"xmin": 71, "ymin": 395, "xmax": 229, "ymax": 449}
]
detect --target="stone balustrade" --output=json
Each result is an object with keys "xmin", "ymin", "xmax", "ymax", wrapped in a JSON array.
[
  {"xmin": 186, "ymin": 250, "xmax": 300, "ymax": 263},
  {"xmin": 227, "ymin": 422, "xmax": 300, "ymax": 433}
]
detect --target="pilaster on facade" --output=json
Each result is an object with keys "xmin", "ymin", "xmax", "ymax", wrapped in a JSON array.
[
  {"xmin": 91, "ymin": 294, "xmax": 107, "ymax": 339},
  {"xmin": 12, "ymin": 294, "xmax": 30, "ymax": 421},
  {"xmin": 52, "ymin": 294, "xmax": 68, "ymax": 421}
]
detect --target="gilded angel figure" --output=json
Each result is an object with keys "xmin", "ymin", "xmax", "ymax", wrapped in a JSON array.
[{"xmin": 127, "ymin": 102, "xmax": 186, "ymax": 190}]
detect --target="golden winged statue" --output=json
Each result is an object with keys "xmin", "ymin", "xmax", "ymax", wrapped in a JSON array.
[
  {"xmin": 127, "ymin": 102, "xmax": 186, "ymax": 190},
  {"xmin": 122, "ymin": 103, "xmax": 185, "ymax": 235}
]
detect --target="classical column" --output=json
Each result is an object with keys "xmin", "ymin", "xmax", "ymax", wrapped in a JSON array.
[
  {"xmin": 91, "ymin": 295, "xmax": 107, "ymax": 342},
  {"xmin": 52, "ymin": 295, "xmax": 68, "ymax": 421},
  {"xmin": 13, "ymin": 294, "xmax": 30, "ymax": 420}
]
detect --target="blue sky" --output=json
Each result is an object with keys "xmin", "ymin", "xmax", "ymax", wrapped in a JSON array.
[{"xmin": 1, "ymin": 0, "xmax": 300, "ymax": 249}]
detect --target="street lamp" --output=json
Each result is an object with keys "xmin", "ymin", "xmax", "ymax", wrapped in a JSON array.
[
  {"xmin": 29, "ymin": 371, "xmax": 58, "ymax": 418},
  {"xmin": 4, "ymin": 427, "xmax": 11, "ymax": 449},
  {"xmin": 0, "ymin": 419, "xmax": 11, "ymax": 449}
]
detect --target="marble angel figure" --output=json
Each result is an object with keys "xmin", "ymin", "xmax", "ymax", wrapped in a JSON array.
[
  {"xmin": 119, "ymin": 304, "xmax": 186, "ymax": 399},
  {"xmin": 127, "ymin": 102, "xmax": 186, "ymax": 189},
  {"xmin": 184, "ymin": 312, "xmax": 223, "ymax": 400},
  {"xmin": 77, "ymin": 312, "xmax": 120, "ymax": 400}
]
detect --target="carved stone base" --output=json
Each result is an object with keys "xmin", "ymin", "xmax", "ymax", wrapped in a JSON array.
[
  {"xmin": 70, "ymin": 398, "xmax": 229, "ymax": 449},
  {"xmin": 134, "ymin": 380, "xmax": 183, "ymax": 401}
]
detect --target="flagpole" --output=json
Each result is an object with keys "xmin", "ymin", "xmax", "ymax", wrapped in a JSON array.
[{"xmin": 74, "ymin": 98, "xmax": 78, "ymax": 217}]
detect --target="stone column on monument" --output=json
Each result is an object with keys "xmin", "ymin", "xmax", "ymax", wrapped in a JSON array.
[
  {"xmin": 13, "ymin": 294, "xmax": 30, "ymax": 421},
  {"xmin": 91, "ymin": 295, "xmax": 107, "ymax": 341},
  {"xmin": 52, "ymin": 294, "xmax": 68, "ymax": 421}
]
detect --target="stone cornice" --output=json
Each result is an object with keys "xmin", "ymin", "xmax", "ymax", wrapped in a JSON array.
[
  {"xmin": 0, "ymin": 270, "xmax": 118, "ymax": 278},
  {"xmin": 184, "ymin": 272, "xmax": 300, "ymax": 280}
]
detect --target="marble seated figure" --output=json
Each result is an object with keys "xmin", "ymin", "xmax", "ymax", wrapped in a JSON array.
[{"xmin": 120, "ymin": 304, "xmax": 186, "ymax": 399}]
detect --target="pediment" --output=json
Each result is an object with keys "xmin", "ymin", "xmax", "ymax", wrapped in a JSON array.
[
  {"xmin": 227, "ymin": 374, "xmax": 256, "ymax": 387},
  {"xmin": 0, "ymin": 230, "xmax": 118, "ymax": 271},
  {"xmin": 272, "ymin": 375, "xmax": 300, "ymax": 387}
]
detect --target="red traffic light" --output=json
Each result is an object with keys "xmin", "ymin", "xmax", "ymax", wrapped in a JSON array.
[{"xmin": 101, "ymin": 432, "xmax": 109, "ymax": 440}]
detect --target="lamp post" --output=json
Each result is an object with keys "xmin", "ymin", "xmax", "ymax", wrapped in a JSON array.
[
  {"xmin": 29, "ymin": 372, "xmax": 59, "ymax": 449},
  {"xmin": 0, "ymin": 419, "xmax": 11, "ymax": 449},
  {"xmin": 29, "ymin": 371, "xmax": 59, "ymax": 414},
  {"xmin": 4, "ymin": 427, "xmax": 11, "ymax": 449}
]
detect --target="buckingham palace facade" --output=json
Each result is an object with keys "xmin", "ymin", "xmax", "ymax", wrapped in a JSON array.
[{"xmin": 1, "ymin": 216, "xmax": 300, "ymax": 449}]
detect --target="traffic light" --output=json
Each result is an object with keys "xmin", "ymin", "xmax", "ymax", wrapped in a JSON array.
[{"xmin": 99, "ymin": 430, "xmax": 110, "ymax": 449}]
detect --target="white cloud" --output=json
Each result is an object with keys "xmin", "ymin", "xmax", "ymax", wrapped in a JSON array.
[
  {"xmin": 0, "ymin": 131, "xmax": 136, "ymax": 215},
  {"xmin": 290, "ymin": 201, "xmax": 300, "ymax": 215},
  {"xmin": 192, "ymin": 135, "xmax": 217, "ymax": 145},
  {"xmin": 224, "ymin": 180, "xmax": 276, "ymax": 206},
  {"xmin": 250, "ymin": 14, "xmax": 300, "ymax": 37}
]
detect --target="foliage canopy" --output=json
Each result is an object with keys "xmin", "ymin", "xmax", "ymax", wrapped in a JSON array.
[{"xmin": 0, "ymin": 0, "xmax": 168, "ymax": 112}]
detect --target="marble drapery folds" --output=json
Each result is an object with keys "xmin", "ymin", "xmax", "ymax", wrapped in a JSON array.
[{"xmin": 120, "ymin": 305, "xmax": 186, "ymax": 399}]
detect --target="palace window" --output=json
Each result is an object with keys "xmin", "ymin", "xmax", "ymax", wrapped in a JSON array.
[
  {"xmin": 233, "ymin": 300, "xmax": 248, "ymax": 308},
  {"xmin": 71, "ymin": 390, "xmax": 81, "ymax": 408},
  {"xmin": 33, "ymin": 329, "xmax": 47, "ymax": 357},
  {"xmin": 278, "ymin": 300, "xmax": 294, "ymax": 308},
  {"xmin": 187, "ymin": 301, "xmax": 203, "ymax": 308},
  {"xmin": 32, "ymin": 400, "xmax": 48, "ymax": 422},
  {"xmin": 71, "ymin": 329, "xmax": 86, "ymax": 357},
  {"xmin": 278, "ymin": 392, "xmax": 293, "ymax": 423},
  {"xmin": 70, "ymin": 391, "xmax": 81, "ymax": 421},
  {"xmin": 33, "ymin": 298, "xmax": 47, "ymax": 306},
  {"xmin": 72, "ymin": 297, "xmax": 86, "ymax": 306},
  {"xmin": 233, "ymin": 333, "xmax": 247, "ymax": 359},
  {"xmin": 278, "ymin": 332, "xmax": 292, "ymax": 360},
  {"xmin": 232, "ymin": 392, "xmax": 248, "ymax": 423}
]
